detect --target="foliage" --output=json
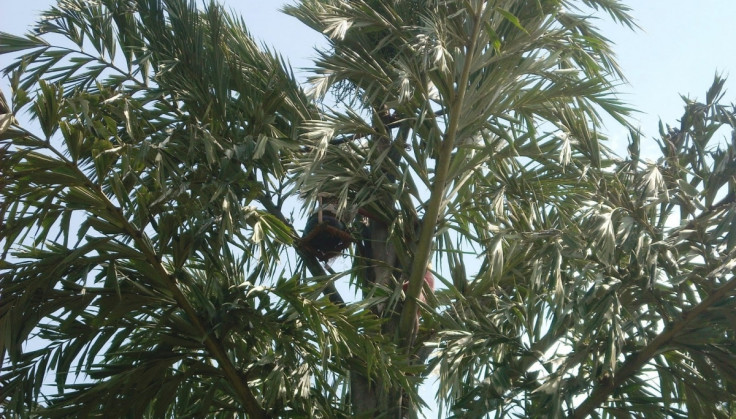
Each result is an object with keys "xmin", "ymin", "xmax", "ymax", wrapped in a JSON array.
[
  {"xmin": 0, "ymin": 1, "xmax": 411, "ymax": 417},
  {"xmin": 1, "ymin": 0, "xmax": 735, "ymax": 417}
]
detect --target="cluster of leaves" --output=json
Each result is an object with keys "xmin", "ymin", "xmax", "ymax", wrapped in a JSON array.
[
  {"xmin": 0, "ymin": 0, "xmax": 414, "ymax": 417},
  {"xmin": 430, "ymin": 76, "xmax": 736, "ymax": 418}
]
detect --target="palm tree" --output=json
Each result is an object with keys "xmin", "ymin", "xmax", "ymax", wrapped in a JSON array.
[
  {"xmin": 2, "ymin": 0, "xmax": 736, "ymax": 417},
  {"xmin": 285, "ymin": 0, "xmax": 636, "ymax": 415}
]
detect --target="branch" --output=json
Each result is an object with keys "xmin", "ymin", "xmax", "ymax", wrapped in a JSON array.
[
  {"xmin": 571, "ymin": 248, "xmax": 736, "ymax": 419},
  {"xmin": 398, "ymin": 5, "xmax": 484, "ymax": 349}
]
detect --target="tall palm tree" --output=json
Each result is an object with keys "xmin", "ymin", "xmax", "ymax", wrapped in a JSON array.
[
  {"xmin": 286, "ymin": 0, "xmax": 636, "ymax": 415},
  {"xmin": 2, "ymin": 0, "xmax": 736, "ymax": 417}
]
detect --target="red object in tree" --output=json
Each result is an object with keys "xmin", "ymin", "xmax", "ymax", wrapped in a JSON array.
[{"xmin": 402, "ymin": 269, "xmax": 435, "ymax": 304}]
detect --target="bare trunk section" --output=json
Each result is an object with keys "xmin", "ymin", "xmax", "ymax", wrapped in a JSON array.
[
  {"xmin": 350, "ymin": 110, "xmax": 410, "ymax": 417},
  {"xmin": 353, "ymin": 214, "xmax": 408, "ymax": 416}
]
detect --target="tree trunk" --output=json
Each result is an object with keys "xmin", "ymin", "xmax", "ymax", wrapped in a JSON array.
[{"xmin": 350, "ymin": 111, "xmax": 413, "ymax": 417}]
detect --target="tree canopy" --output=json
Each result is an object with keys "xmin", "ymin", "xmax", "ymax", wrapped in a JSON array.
[{"xmin": 2, "ymin": 0, "xmax": 736, "ymax": 417}]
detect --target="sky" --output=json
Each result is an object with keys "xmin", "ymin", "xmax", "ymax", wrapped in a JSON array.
[{"xmin": 2, "ymin": 1, "xmax": 736, "ymax": 417}]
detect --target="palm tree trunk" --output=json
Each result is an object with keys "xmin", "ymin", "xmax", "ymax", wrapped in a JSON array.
[{"xmin": 350, "ymin": 109, "xmax": 412, "ymax": 417}]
